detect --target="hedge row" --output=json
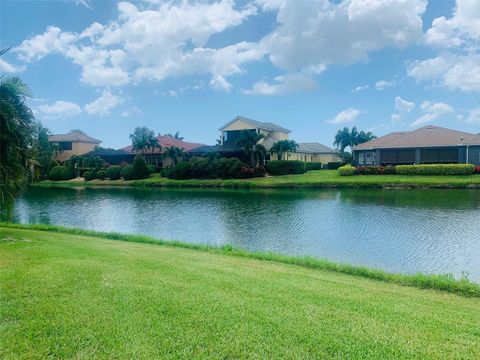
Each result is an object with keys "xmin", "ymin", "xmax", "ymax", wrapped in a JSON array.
[
  {"xmin": 395, "ymin": 164, "xmax": 475, "ymax": 176},
  {"xmin": 265, "ymin": 160, "xmax": 306, "ymax": 175},
  {"xmin": 339, "ymin": 164, "xmax": 476, "ymax": 176}
]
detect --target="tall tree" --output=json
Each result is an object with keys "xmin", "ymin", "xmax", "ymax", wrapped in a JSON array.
[
  {"xmin": 253, "ymin": 143, "xmax": 267, "ymax": 166},
  {"xmin": 270, "ymin": 140, "xmax": 299, "ymax": 160},
  {"xmin": 235, "ymin": 130, "xmax": 265, "ymax": 166},
  {"xmin": 164, "ymin": 146, "xmax": 185, "ymax": 166},
  {"xmin": 334, "ymin": 127, "xmax": 376, "ymax": 152},
  {"xmin": 130, "ymin": 126, "xmax": 156, "ymax": 155},
  {"xmin": 33, "ymin": 123, "xmax": 54, "ymax": 178},
  {"xmin": 0, "ymin": 68, "xmax": 36, "ymax": 206}
]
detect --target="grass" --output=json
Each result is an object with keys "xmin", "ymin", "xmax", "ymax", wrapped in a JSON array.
[
  {"xmin": 32, "ymin": 170, "xmax": 480, "ymax": 189},
  {"xmin": 1, "ymin": 225, "xmax": 479, "ymax": 359}
]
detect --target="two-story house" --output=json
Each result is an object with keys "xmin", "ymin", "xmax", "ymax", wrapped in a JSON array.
[{"xmin": 48, "ymin": 131, "xmax": 102, "ymax": 162}]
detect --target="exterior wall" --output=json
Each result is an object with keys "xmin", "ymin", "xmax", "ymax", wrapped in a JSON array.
[
  {"xmin": 468, "ymin": 146, "xmax": 480, "ymax": 165},
  {"xmin": 270, "ymin": 131, "xmax": 289, "ymax": 141},
  {"xmin": 271, "ymin": 152, "xmax": 338, "ymax": 163},
  {"xmin": 354, "ymin": 146, "xmax": 480, "ymax": 166},
  {"xmin": 222, "ymin": 119, "xmax": 258, "ymax": 131},
  {"xmin": 53, "ymin": 141, "xmax": 98, "ymax": 162}
]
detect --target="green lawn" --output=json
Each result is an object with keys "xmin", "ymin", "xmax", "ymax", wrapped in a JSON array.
[
  {"xmin": 33, "ymin": 170, "xmax": 480, "ymax": 189},
  {"xmin": 1, "ymin": 226, "xmax": 479, "ymax": 358}
]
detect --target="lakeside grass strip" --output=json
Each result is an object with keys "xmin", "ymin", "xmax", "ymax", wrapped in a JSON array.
[
  {"xmin": 31, "ymin": 170, "xmax": 480, "ymax": 190},
  {"xmin": 2, "ymin": 222, "xmax": 479, "ymax": 298}
]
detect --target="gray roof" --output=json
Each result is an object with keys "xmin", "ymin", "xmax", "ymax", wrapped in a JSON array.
[
  {"xmin": 297, "ymin": 143, "xmax": 337, "ymax": 154},
  {"xmin": 219, "ymin": 116, "xmax": 291, "ymax": 133},
  {"xmin": 353, "ymin": 125, "xmax": 480, "ymax": 150},
  {"xmin": 49, "ymin": 131, "xmax": 101, "ymax": 144}
]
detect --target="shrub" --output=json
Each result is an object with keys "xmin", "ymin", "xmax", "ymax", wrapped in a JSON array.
[
  {"xmin": 83, "ymin": 171, "xmax": 95, "ymax": 181},
  {"xmin": 132, "ymin": 155, "xmax": 150, "ymax": 179},
  {"xmin": 61, "ymin": 167, "xmax": 75, "ymax": 180},
  {"xmin": 166, "ymin": 162, "xmax": 192, "ymax": 179},
  {"xmin": 97, "ymin": 170, "xmax": 107, "ymax": 180},
  {"xmin": 355, "ymin": 165, "xmax": 396, "ymax": 175},
  {"xmin": 338, "ymin": 165, "xmax": 356, "ymax": 176},
  {"xmin": 327, "ymin": 162, "xmax": 342, "ymax": 170},
  {"xmin": 189, "ymin": 157, "xmax": 211, "ymax": 178},
  {"xmin": 395, "ymin": 164, "xmax": 475, "ymax": 176},
  {"xmin": 305, "ymin": 162, "xmax": 322, "ymax": 171},
  {"xmin": 147, "ymin": 164, "xmax": 157, "ymax": 174},
  {"xmin": 106, "ymin": 165, "xmax": 122, "ymax": 180},
  {"xmin": 211, "ymin": 157, "xmax": 243, "ymax": 178},
  {"xmin": 475, "ymin": 166, "xmax": 480, "ymax": 174},
  {"xmin": 120, "ymin": 165, "xmax": 135, "ymax": 180},
  {"xmin": 48, "ymin": 160, "xmax": 59, "ymax": 173},
  {"xmin": 48, "ymin": 166, "xmax": 65, "ymax": 181},
  {"xmin": 254, "ymin": 165, "xmax": 267, "ymax": 177},
  {"xmin": 266, "ymin": 160, "xmax": 305, "ymax": 175}
]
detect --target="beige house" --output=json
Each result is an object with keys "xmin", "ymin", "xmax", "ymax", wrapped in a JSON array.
[
  {"xmin": 218, "ymin": 116, "xmax": 339, "ymax": 163},
  {"xmin": 49, "ymin": 131, "xmax": 102, "ymax": 162}
]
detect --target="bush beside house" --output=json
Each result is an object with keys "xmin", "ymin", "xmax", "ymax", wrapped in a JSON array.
[
  {"xmin": 120, "ymin": 165, "xmax": 135, "ymax": 180},
  {"xmin": 339, "ymin": 163, "xmax": 476, "ymax": 176},
  {"xmin": 266, "ymin": 160, "xmax": 305, "ymax": 175},
  {"xmin": 106, "ymin": 165, "xmax": 122, "ymax": 180}
]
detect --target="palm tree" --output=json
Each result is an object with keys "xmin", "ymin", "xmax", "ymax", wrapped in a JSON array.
[
  {"xmin": 270, "ymin": 140, "xmax": 299, "ymax": 160},
  {"xmin": 130, "ymin": 126, "xmax": 156, "ymax": 155},
  {"xmin": 333, "ymin": 127, "xmax": 376, "ymax": 152},
  {"xmin": 253, "ymin": 143, "xmax": 267, "ymax": 166},
  {"xmin": 164, "ymin": 146, "xmax": 185, "ymax": 166},
  {"xmin": 235, "ymin": 130, "xmax": 265, "ymax": 166},
  {"xmin": 147, "ymin": 136, "xmax": 161, "ymax": 154},
  {"xmin": 0, "ymin": 57, "xmax": 36, "ymax": 206},
  {"xmin": 164, "ymin": 131, "xmax": 184, "ymax": 140}
]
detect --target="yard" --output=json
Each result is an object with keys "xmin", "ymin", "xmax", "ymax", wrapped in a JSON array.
[
  {"xmin": 1, "ymin": 225, "xmax": 479, "ymax": 358},
  {"xmin": 34, "ymin": 169, "xmax": 480, "ymax": 189}
]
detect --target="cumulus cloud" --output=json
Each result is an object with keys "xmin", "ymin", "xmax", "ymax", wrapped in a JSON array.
[
  {"xmin": 260, "ymin": 0, "xmax": 426, "ymax": 71},
  {"xmin": 84, "ymin": 90, "xmax": 123, "ymax": 115},
  {"xmin": 0, "ymin": 58, "xmax": 25, "ymax": 73},
  {"xmin": 411, "ymin": 101, "xmax": 454, "ymax": 127},
  {"xmin": 14, "ymin": 1, "xmax": 259, "ymax": 90},
  {"xmin": 375, "ymin": 80, "xmax": 395, "ymax": 90},
  {"xmin": 326, "ymin": 108, "xmax": 361, "ymax": 124},
  {"xmin": 351, "ymin": 85, "xmax": 369, "ymax": 92},
  {"xmin": 121, "ymin": 106, "xmax": 142, "ymax": 117},
  {"xmin": 413, "ymin": 1, "xmax": 480, "ymax": 92},
  {"xmin": 395, "ymin": 96, "xmax": 415, "ymax": 113},
  {"xmin": 425, "ymin": 0, "xmax": 480, "ymax": 49},
  {"xmin": 243, "ymin": 73, "xmax": 318, "ymax": 96},
  {"xmin": 390, "ymin": 114, "xmax": 402, "ymax": 124},
  {"xmin": 463, "ymin": 108, "xmax": 480, "ymax": 125},
  {"xmin": 408, "ymin": 54, "xmax": 480, "ymax": 92},
  {"xmin": 34, "ymin": 100, "xmax": 82, "ymax": 119}
]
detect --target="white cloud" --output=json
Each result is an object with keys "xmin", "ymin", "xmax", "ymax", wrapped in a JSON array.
[
  {"xmin": 75, "ymin": 0, "xmax": 92, "ymax": 9},
  {"xmin": 14, "ymin": 1, "xmax": 259, "ymax": 90},
  {"xmin": 351, "ymin": 85, "xmax": 369, "ymax": 92},
  {"xmin": 390, "ymin": 114, "xmax": 402, "ymax": 124},
  {"xmin": 411, "ymin": 101, "xmax": 454, "ymax": 127},
  {"xmin": 34, "ymin": 100, "xmax": 82, "ymax": 119},
  {"xmin": 255, "ymin": 0, "xmax": 285, "ymax": 11},
  {"xmin": 84, "ymin": 90, "xmax": 123, "ymax": 115},
  {"xmin": 121, "ymin": 106, "xmax": 142, "ymax": 117},
  {"xmin": 261, "ymin": 0, "xmax": 426, "ymax": 71},
  {"xmin": 243, "ymin": 73, "xmax": 317, "ymax": 96},
  {"xmin": 425, "ymin": 0, "xmax": 480, "ymax": 49},
  {"xmin": 375, "ymin": 80, "xmax": 395, "ymax": 90},
  {"xmin": 326, "ymin": 108, "xmax": 361, "ymax": 124},
  {"xmin": 395, "ymin": 96, "xmax": 415, "ymax": 113},
  {"xmin": 0, "ymin": 58, "xmax": 25, "ymax": 73},
  {"xmin": 464, "ymin": 108, "xmax": 480, "ymax": 125},
  {"xmin": 408, "ymin": 54, "xmax": 480, "ymax": 92}
]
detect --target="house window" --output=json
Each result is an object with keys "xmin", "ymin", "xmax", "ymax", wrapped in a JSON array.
[{"xmin": 58, "ymin": 142, "xmax": 72, "ymax": 150}]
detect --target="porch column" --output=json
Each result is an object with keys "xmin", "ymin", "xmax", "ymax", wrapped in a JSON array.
[{"xmin": 415, "ymin": 148, "xmax": 421, "ymax": 164}]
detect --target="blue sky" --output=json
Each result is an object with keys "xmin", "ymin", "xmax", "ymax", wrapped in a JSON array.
[{"xmin": 1, "ymin": 0, "xmax": 479, "ymax": 149}]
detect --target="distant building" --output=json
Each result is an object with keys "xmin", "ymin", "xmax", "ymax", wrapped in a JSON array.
[
  {"xmin": 191, "ymin": 116, "xmax": 339, "ymax": 164},
  {"xmin": 85, "ymin": 135, "xmax": 206, "ymax": 166},
  {"xmin": 352, "ymin": 125, "xmax": 480, "ymax": 166},
  {"xmin": 48, "ymin": 131, "xmax": 101, "ymax": 162}
]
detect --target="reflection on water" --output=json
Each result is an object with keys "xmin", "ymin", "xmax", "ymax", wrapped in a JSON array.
[{"xmin": 12, "ymin": 186, "xmax": 480, "ymax": 281}]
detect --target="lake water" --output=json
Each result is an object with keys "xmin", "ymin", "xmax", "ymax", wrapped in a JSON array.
[{"xmin": 11, "ymin": 187, "xmax": 480, "ymax": 281}]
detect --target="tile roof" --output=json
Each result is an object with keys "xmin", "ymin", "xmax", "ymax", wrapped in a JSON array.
[
  {"xmin": 297, "ymin": 142, "xmax": 337, "ymax": 154},
  {"xmin": 353, "ymin": 126, "xmax": 480, "ymax": 150},
  {"xmin": 48, "ymin": 131, "xmax": 101, "ymax": 144},
  {"xmin": 219, "ymin": 116, "xmax": 291, "ymax": 133},
  {"xmin": 122, "ymin": 135, "xmax": 206, "ymax": 153}
]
